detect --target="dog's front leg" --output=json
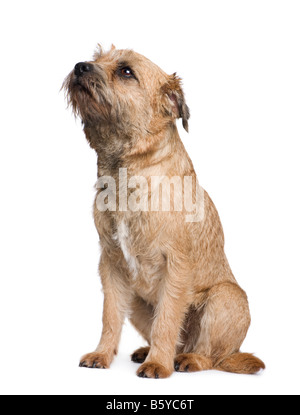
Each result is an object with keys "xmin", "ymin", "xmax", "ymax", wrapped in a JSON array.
[
  {"xmin": 79, "ymin": 250, "xmax": 129, "ymax": 369},
  {"xmin": 137, "ymin": 261, "xmax": 191, "ymax": 379}
]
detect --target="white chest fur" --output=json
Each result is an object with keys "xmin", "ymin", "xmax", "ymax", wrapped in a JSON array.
[{"xmin": 115, "ymin": 220, "xmax": 139, "ymax": 279}]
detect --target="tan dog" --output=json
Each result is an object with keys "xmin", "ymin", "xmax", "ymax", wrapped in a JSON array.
[{"xmin": 63, "ymin": 45, "xmax": 265, "ymax": 378}]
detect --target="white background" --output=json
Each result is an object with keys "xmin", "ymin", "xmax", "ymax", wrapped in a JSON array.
[{"xmin": 0, "ymin": 0, "xmax": 299, "ymax": 395}]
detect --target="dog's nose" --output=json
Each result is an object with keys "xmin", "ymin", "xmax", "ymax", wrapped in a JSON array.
[{"xmin": 74, "ymin": 62, "xmax": 92, "ymax": 77}]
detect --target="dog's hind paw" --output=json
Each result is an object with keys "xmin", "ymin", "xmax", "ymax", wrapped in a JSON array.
[{"xmin": 131, "ymin": 347, "xmax": 150, "ymax": 364}]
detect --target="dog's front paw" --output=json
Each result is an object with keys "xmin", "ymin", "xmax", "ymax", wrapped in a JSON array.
[
  {"xmin": 137, "ymin": 362, "xmax": 172, "ymax": 379},
  {"xmin": 79, "ymin": 352, "xmax": 110, "ymax": 369}
]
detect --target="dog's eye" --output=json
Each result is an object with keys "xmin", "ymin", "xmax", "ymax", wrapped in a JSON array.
[{"xmin": 120, "ymin": 67, "xmax": 134, "ymax": 78}]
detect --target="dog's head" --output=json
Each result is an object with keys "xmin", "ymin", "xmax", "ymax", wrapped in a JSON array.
[{"xmin": 63, "ymin": 45, "xmax": 190, "ymax": 141}]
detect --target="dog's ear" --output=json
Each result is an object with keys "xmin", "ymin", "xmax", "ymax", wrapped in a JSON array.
[
  {"xmin": 93, "ymin": 43, "xmax": 103, "ymax": 60},
  {"xmin": 161, "ymin": 74, "xmax": 190, "ymax": 132}
]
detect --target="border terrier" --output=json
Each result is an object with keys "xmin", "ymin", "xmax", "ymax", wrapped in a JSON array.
[{"xmin": 63, "ymin": 44, "xmax": 265, "ymax": 378}]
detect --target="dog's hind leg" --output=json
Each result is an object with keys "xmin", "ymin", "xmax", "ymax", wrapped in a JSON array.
[{"xmin": 175, "ymin": 282, "xmax": 264, "ymax": 374}]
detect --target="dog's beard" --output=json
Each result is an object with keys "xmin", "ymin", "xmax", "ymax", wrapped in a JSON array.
[{"xmin": 62, "ymin": 72, "xmax": 112, "ymax": 124}]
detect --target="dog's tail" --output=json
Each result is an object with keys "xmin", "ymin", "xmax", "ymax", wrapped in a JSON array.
[{"xmin": 215, "ymin": 352, "xmax": 265, "ymax": 375}]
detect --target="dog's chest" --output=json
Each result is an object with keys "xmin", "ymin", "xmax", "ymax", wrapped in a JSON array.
[
  {"xmin": 115, "ymin": 220, "xmax": 139, "ymax": 279},
  {"xmin": 113, "ymin": 219, "xmax": 164, "ymax": 300}
]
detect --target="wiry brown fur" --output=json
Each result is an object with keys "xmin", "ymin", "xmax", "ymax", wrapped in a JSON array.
[{"xmin": 63, "ymin": 45, "xmax": 265, "ymax": 378}]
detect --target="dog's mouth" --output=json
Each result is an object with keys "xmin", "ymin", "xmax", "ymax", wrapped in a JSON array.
[
  {"xmin": 63, "ymin": 71, "xmax": 113, "ymax": 123},
  {"xmin": 72, "ymin": 77, "xmax": 95, "ymax": 98},
  {"xmin": 70, "ymin": 72, "xmax": 107, "ymax": 110}
]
